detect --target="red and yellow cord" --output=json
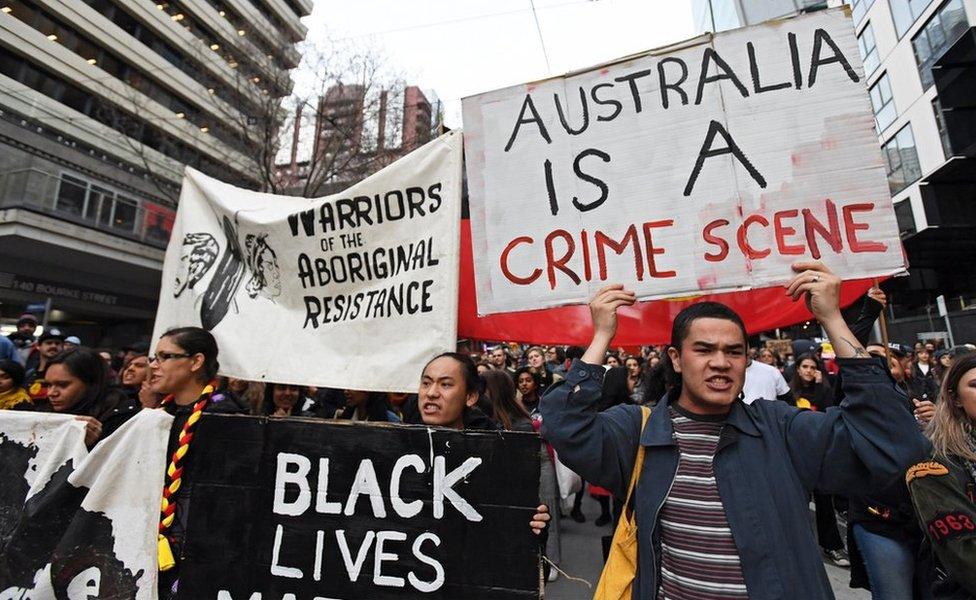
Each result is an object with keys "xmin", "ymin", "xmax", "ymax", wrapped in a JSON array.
[{"xmin": 157, "ymin": 382, "xmax": 214, "ymax": 571}]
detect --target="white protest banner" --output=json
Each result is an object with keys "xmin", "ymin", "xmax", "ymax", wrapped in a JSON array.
[
  {"xmin": 462, "ymin": 8, "xmax": 906, "ymax": 314},
  {"xmin": 153, "ymin": 131, "xmax": 462, "ymax": 392},
  {"xmin": 1, "ymin": 410, "xmax": 172, "ymax": 599}
]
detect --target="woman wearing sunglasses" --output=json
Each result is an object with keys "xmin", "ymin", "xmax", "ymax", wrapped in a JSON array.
[{"xmin": 148, "ymin": 326, "xmax": 247, "ymax": 600}]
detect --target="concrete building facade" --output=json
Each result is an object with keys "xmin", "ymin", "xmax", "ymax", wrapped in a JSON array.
[
  {"xmin": 0, "ymin": 0, "xmax": 309, "ymax": 345},
  {"xmin": 692, "ymin": 0, "xmax": 976, "ymax": 344}
]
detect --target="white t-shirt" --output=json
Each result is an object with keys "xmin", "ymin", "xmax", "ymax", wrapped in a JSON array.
[{"xmin": 742, "ymin": 360, "xmax": 791, "ymax": 404}]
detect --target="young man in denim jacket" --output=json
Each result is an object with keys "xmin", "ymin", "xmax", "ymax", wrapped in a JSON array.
[{"xmin": 541, "ymin": 261, "xmax": 930, "ymax": 599}]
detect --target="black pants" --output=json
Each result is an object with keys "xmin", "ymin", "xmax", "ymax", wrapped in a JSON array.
[{"xmin": 814, "ymin": 492, "xmax": 844, "ymax": 551}]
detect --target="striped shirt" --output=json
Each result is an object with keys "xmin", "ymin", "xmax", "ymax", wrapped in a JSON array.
[{"xmin": 657, "ymin": 406, "xmax": 747, "ymax": 599}]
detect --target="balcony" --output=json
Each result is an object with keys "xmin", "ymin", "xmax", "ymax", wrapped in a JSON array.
[{"xmin": 0, "ymin": 168, "xmax": 175, "ymax": 250}]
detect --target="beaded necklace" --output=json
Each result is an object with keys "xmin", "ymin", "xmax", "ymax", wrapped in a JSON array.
[{"xmin": 157, "ymin": 382, "xmax": 215, "ymax": 572}]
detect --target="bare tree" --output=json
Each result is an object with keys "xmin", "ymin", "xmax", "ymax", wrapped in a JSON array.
[{"xmin": 91, "ymin": 33, "xmax": 410, "ymax": 200}]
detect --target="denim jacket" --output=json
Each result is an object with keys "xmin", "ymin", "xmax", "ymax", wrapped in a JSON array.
[{"xmin": 541, "ymin": 358, "xmax": 930, "ymax": 599}]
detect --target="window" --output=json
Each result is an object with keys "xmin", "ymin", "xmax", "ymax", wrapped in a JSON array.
[
  {"xmin": 110, "ymin": 196, "xmax": 138, "ymax": 232},
  {"xmin": 894, "ymin": 198, "xmax": 916, "ymax": 235},
  {"xmin": 933, "ymin": 98, "xmax": 953, "ymax": 158},
  {"xmin": 912, "ymin": 0, "xmax": 969, "ymax": 89},
  {"xmin": 55, "ymin": 174, "xmax": 87, "ymax": 216},
  {"xmin": 869, "ymin": 73, "xmax": 897, "ymax": 132},
  {"xmin": 852, "ymin": 0, "xmax": 877, "ymax": 24},
  {"xmin": 882, "ymin": 125, "xmax": 923, "ymax": 195},
  {"xmin": 857, "ymin": 23, "xmax": 881, "ymax": 75},
  {"xmin": 86, "ymin": 186, "xmax": 113, "ymax": 223},
  {"xmin": 891, "ymin": 0, "xmax": 937, "ymax": 38}
]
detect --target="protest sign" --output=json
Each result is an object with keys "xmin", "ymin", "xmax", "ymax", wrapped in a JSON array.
[
  {"xmin": 153, "ymin": 131, "xmax": 462, "ymax": 392},
  {"xmin": 462, "ymin": 8, "xmax": 905, "ymax": 315},
  {"xmin": 0, "ymin": 410, "xmax": 171, "ymax": 599},
  {"xmin": 176, "ymin": 414, "xmax": 542, "ymax": 600}
]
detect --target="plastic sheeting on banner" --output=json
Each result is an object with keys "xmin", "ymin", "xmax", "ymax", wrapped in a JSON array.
[{"xmin": 457, "ymin": 219, "xmax": 877, "ymax": 345}]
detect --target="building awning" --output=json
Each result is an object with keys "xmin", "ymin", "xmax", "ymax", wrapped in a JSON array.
[
  {"xmin": 922, "ymin": 155, "xmax": 976, "ymax": 185},
  {"xmin": 902, "ymin": 225, "xmax": 976, "ymax": 269}
]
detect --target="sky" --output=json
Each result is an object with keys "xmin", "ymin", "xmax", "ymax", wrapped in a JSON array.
[{"xmin": 302, "ymin": 0, "xmax": 696, "ymax": 128}]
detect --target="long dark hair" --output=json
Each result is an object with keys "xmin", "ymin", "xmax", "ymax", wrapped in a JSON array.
[
  {"xmin": 339, "ymin": 391, "xmax": 394, "ymax": 422},
  {"xmin": 790, "ymin": 352, "xmax": 823, "ymax": 393},
  {"xmin": 46, "ymin": 348, "xmax": 112, "ymax": 417},
  {"xmin": 600, "ymin": 366, "xmax": 631, "ymax": 411},
  {"xmin": 482, "ymin": 370, "xmax": 528, "ymax": 430},
  {"xmin": 641, "ymin": 360, "xmax": 671, "ymax": 406},
  {"xmin": 161, "ymin": 327, "xmax": 219, "ymax": 381},
  {"xmin": 0, "ymin": 359, "xmax": 25, "ymax": 388},
  {"xmin": 262, "ymin": 383, "xmax": 305, "ymax": 416}
]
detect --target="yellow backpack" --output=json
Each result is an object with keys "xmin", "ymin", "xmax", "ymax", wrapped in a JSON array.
[{"xmin": 593, "ymin": 405, "xmax": 652, "ymax": 600}]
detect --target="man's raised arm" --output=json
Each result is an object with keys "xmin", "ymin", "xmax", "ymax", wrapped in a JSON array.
[
  {"xmin": 782, "ymin": 262, "xmax": 929, "ymax": 494},
  {"xmin": 540, "ymin": 285, "xmax": 643, "ymax": 499}
]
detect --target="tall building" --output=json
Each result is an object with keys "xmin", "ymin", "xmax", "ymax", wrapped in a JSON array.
[
  {"xmin": 0, "ymin": 0, "xmax": 309, "ymax": 344},
  {"xmin": 691, "ymin": 0, "xmax": 829, "ymax": 32},
  {"xmin": 692, "ymin": 0, "xmax": 976, "ymax": 342},
  {"xmin": 277, "ymin": 83, "xmax": 444, "ymax": 196}
]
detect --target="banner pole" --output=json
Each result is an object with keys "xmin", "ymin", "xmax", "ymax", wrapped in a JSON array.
[{"xmin": 874, "ymin": 278, "xmax": 891, "ymax": 364}]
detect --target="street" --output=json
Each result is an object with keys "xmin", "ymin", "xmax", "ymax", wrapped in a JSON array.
[{"xmin": 545, "ymin": 496, "xmax": 870, "ymax": 600}]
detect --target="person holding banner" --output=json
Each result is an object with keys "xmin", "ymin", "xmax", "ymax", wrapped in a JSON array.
[
  {"xmin": 541, "ymin": 261, "xmax": 930, "ymax": 599},
  {"xmin": 44, "ymin": 348, "xmax": 141, "ymax": 447},
  {"xmin": 417, "ymin": 353, "xmax": 554, "ymax": 568},
  {"xmin": 148, "ymin": 327, "xmax": 248, "ymax": 599}
]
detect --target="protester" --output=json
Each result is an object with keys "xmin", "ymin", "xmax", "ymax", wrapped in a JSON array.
[
  {"xmin": 907, "ymin": 353, "xmax": 976, "ymax": 597},
  {"xmin": 262, "ymin": 383, "xmax": 307, "ymax": 417},
  {"xmin": 625, "ymin": 356, "xmax": 645, "ymax": 404},
  {"xmin": 44, "ymin": 348, "xmax": 140, "ymax": 447},
  {"xmin": 541, "ymin": 261, "xmax": 930, "ymax": 598},
  {"xmin": 227, "ymin": 377, "xmax": 265, "ymax": 415},
  {"xmin": 0, "ymin": 359, "xmax": 30, "ymax": 410},
  {"xmin": 742, "ymin": 349, "xmax": 792, "ymax": 404},
  {"xmin": 758, "ymin": 347, "xmax": 780, "ymax": 368},
  {"xmin": 120, "ymin": 352, "xmax": 161, "ymax": 409},
  {"xmin": 63, "ymin": 336, "xmax": 81, "ymax": 351},
  {"xmin": 514, "ymin": 367, "xmax": 542, "ymax": 416},
  {"xmin": 8, "ymin": 313, "xmax": 37, "ymax": 365},
  {"xmin": 24, "ymin": 328, "xmax": 64, "ymax": 405},
  {"xmin": 790, "ymin": 352, "xmax": 834, "ymax": 411},
  {"xmin": 483, "ymin": 369, "xmax": 531, "ymax": 431},
  {"xmin": 525, "ymin": 345, "xmax": 560, "ymax": 390},
  {"xmin": 418, "ymin": 352, "xmax": 555, "ymax": 579},
  {"xmin": 0, "ymin": 332, "xmax": 16, "ymax": 363},
  {"xmin": 488, "ymin": 345, "xmax": 515, "ymax": 375},
  {"xmin": 934, "ymin": 350, "xmax": 951, "ymax": 386},
  {"xmin": 336, "ymin": 389, "xmax": 400, "ymax": 422},
  {"xmin": 546, "ymin": 346, "xmax": 567, "ymax": 377},
  {"xmin": 149, "ymin": 326, "xmax": 248, "ymax": 598},
  {"xmin": 605, "ymin": 353, "xmax": 621, "ymax": 367}
]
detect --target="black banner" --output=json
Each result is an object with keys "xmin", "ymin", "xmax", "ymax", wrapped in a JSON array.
[{"xmin": 178, "ymin": 415, "xmax": 542, "ymax": 600}]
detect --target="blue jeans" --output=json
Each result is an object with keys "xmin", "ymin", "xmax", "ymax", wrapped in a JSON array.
[{"xmin": 853, "ymin": 524, "xmax": 933, "ymax": 600}]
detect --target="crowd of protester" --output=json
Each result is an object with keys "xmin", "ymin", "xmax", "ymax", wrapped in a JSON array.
[{"xmin": 2, "ymin": 271, "xmax": 976, "ymax": 598}]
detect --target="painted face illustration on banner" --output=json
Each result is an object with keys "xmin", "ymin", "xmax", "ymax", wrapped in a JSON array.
[
  {"xmin": 244, "ymin": 233, "xmax": 281, "ymax": 300},
  {"xmin": 174, "ymin": 233, "xmax": 219, "ymax": 298}
]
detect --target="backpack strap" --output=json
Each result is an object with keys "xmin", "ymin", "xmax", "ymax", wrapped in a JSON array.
[{"xmin": 622, "ymin": 406, "xmax": 652, "ymax": 514}]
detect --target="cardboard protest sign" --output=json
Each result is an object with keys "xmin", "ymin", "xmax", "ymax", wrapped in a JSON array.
[
  {"xmin": 153, "ymin": 131, "xmax": 462, "ymax": 392},
  {"xmin": 462, "ymin": 8, "xmax": 905, "ymax": 315},
  {"xmin": 176, "ymin": 414, "xmax": 542, "ymax": 600},
  {"xmin": 0, "ymin": 410, "xmax": 171, "ymax": 599}
]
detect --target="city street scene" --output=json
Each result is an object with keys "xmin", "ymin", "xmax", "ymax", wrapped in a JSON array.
[{"xmin": 1, "ymin": 0, "xmax": 975, "ymax": 598}]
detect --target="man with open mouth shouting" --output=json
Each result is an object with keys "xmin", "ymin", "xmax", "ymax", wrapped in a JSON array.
[{"xmin": 541, "ymin": 261, "xmax": 931, "ymax": 600}]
